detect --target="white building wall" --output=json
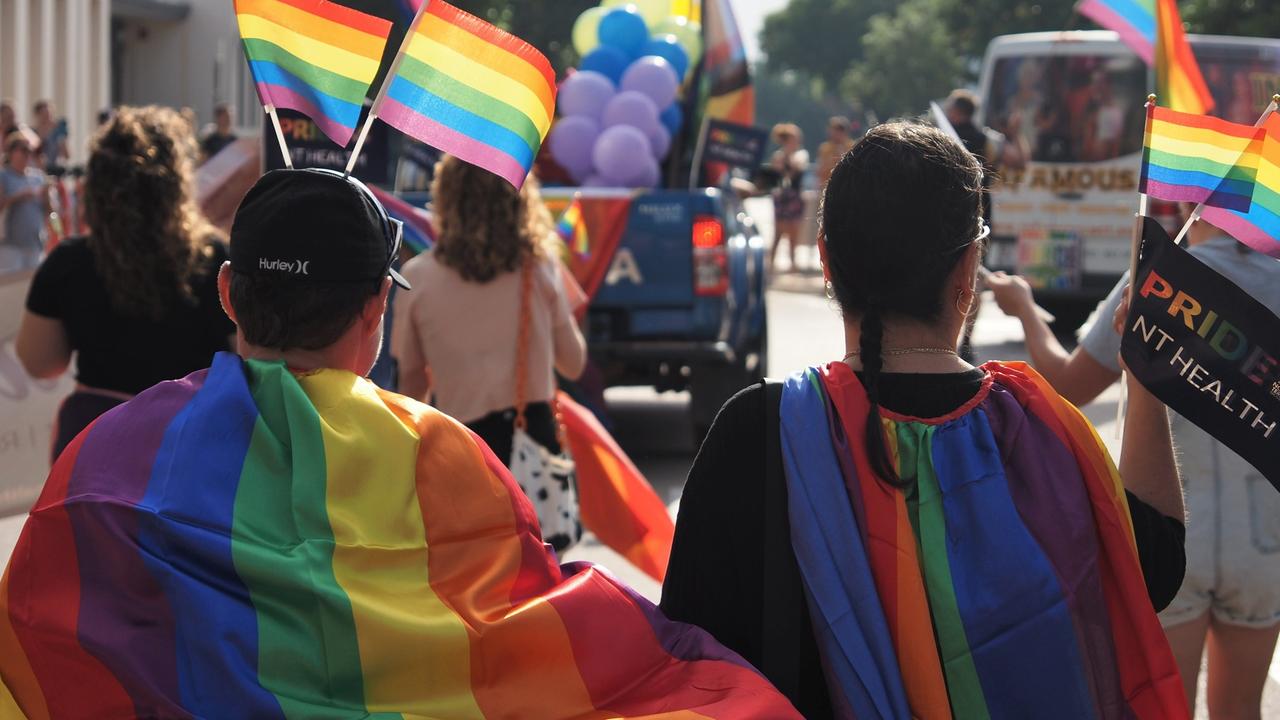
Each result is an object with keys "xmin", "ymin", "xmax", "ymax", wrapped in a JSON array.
[{"xmin": 1, "ymin": 0, "xmax": 259, "ymax": 164}]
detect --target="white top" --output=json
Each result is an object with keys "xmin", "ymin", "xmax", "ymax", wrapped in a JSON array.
[{"xmin": 392, "ymin": 250, "xmax": 587, "ymax": 424}]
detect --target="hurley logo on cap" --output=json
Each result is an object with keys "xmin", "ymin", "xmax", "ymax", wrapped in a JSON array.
[{"xmin": 259, "ymin": 257, "xmax": 311, "ymax": 276}]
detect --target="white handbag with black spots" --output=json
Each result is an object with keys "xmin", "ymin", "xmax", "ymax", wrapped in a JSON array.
[{"xmin": 509, "ymin": 260, "xmax": 583, "ymax": 552}]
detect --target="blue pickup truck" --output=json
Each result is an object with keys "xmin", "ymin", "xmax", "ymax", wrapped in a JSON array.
[{"xmin": 542, "ymin": 187, "xmax": 768, "ymax": 440}]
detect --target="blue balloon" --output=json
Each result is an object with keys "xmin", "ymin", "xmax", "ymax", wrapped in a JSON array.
[
  {"xmin": 580, "ymin": 46, "xmax": 629, "ymax": 85},
  {"xmin": 597, "ymin": 7, "xmax": 649, "ymax": 59},
  {"xmin": 660, "ymin": 103, "xmax": 683, "ymax": 136},
  {"xmin": 641, "ymin": 35, "xmax": 690, "ymax": 80}
]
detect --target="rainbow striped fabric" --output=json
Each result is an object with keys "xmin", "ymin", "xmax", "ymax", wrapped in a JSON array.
[
  {"xmin": 779, "ymin": 362, "xmax": 1189, "ymax": 719},
  {"xmin": 1202, "ymin": 112, "xmax": 1280, "ymax": 257},
  {"xmin": 0, "ymin": 353, "xmax": 799, "ymax": 718},
  {"xmin": 1140, "ymin": 104, "xmax": 1265, "ymax": 212},
  {"xmin": 376, "ymin": 1, "xmax": 556, "ymax": 189},
  {"xmin": 557, "ymin": 198, "xmax": 590, "ymax": 259},
  {"xmin": 1078, "ymin": 0, "xmax": 1213, "ymax": 113},
  {"xmin": 234, "ymin": 0, "xmax": 392, "ymax": 147}
]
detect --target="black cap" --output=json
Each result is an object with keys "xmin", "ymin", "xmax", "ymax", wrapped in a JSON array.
[{"xmin": 230, "ymin": 169, "xmax": 410, "ymax": 290}]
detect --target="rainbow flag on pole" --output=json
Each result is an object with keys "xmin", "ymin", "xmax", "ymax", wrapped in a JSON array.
[
  {"xmin": 234, "ymin": 0, "xmax": 392, "ymax": 147},
  {"xmin": 373, "ymin": 1, "xmax": 556, "ymax": 189},
  {"xmin": 1077, "ymin": 0, "xmax": 1156, "ymax": 63},
  {"xmin": 1077, "ymin": 0, "xmax": 1213, "ymax": 113},
  {"xmin": 557, "ymin": 198, "xmax": 590, "ymax": 258},
  {"xmin": 0, "ymin": 353, "xmax": 799, "ymax": 718},
  {"xmin": 1140, "ymin": 104, "xmax": 1265, "ymax": 212},
  {"xmin": 1202, "ymin": 112, "xmax": 1280, "ymax": 257}
]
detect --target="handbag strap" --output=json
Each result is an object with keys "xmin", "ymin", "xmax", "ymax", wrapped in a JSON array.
[{"xmin": 514, "ymin": 259, "xmax": 534, "ymax": 431}]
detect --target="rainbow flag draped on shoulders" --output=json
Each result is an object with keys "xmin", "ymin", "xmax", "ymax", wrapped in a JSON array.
[
  {"xmin": 234, "ymin": 0, "xmax": 392, "ymax": 147},
  {"xmin": 0, "ymin": 353, "xmax": 798, "ymax": 718},
  {"xmin": 778, "ymin": 361, "xmax": 1188, "ymax": 719},
  {"xmin": 374, "ymin": 0, "xmax": 556, "ymax": 189},
  {"xmin": 1140, "ymin": 103, "xmax": 1266, "ymax": 212},
  {"xmin": 1077, "ymin": 0, "xmax": 1213, "ymax": 113}
]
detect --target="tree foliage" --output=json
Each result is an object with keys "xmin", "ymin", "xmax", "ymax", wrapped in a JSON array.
[
  {"xmin": 841, "ymin": 0, "xmax": 965, "ymax": 120},
  {"xmin": 759, "ymin": 0, "xmax": 897, "ymax": 95}
]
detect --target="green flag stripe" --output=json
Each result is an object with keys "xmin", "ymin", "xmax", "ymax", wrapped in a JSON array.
[
  {"xmin": 243, "ymin": 37, "xmax": 369, "ymax": 105},
  {"xmin": 898, "ymin": 422, "xmax": 991, "ymax": 720},
  {"xmin": 231, "ymin": 361, "xmax": 372, "ymax": 717},
  {"xmin": 395, "ymin": 54, "xmax": 543, "ymax": 153},
  {"xmin": 1146, "ymin": 147, "xmax": 1259, "ymax": 184}
]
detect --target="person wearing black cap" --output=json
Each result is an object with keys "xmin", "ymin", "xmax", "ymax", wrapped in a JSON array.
[
  {"xmin": 219, "ymin": 167, "xmax": 409, "ymax": 376},
  {"xmin": 0, "ymin": 167, "xmax": 805, "ymax": 717}
]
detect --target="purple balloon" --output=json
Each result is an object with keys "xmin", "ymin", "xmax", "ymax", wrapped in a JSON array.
[
  {"xmin": 583, "ymin": 174, "xmax": 614, "ymax": 187},
  {"xmin": 548, "ymin": 116, "xmax": 600, "ymax": 182},
  {"xmin": 593, "ymin": 125, "xmax": 653, "ymax": 185},
  {"xmin": 647, "ymin": 124, "xmax": 671, "ymax": 159},
  {"xmin": 632, "ymin": 156, "xmax": 661, "ymax": 188},
  {"xmin": 621, "ymin": 56, "xmax": 680, "ymax": 109},
  {"xmin": 558, "ymin": 71, "xmax": 615, "ymax": 121},
  {"xmin": 601, "ymin": 90, "xmax": 659, "ymax": 131}
]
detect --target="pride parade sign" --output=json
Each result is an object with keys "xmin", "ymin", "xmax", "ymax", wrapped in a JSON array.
[{"xmin": 1122, "ymin": 217, "xmax": 1280, "ymax": 489}]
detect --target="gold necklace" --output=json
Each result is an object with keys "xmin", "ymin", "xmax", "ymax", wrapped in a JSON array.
[{"xmin": 843, "ymin": 347, "xmax": 958, "ymax": 361}]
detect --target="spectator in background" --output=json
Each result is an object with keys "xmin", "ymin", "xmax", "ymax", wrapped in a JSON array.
[
  {"xmin": 31, "ymin": 100, "xmax": 69, "ymax": 170},
  {"xmin": 392, "ymin": 154, "xmax": 586, "ymax": 465},
  {"xmin": 1, "ymin": 101, "xmax": 18, "ymax": 137},
  {"xmin": 987, "ymin": 207, "xmax": 1280, "ymax": 719},
  {"xmin": 815, "ymin": 116, "xmax": 856, "ymax": 191},
  {"xmin": 0, "ymin": 132, "xmax": 49, "ymax": 271},
  {"xmin": 200, "ymin": 103, "xmax": 238, "ymax": 161},
  {"xmin": 768, "ymin": 123, "xmax": 810, "ymax": 272},
  {"xmin": 15, "ymin": 106, "xmax": 235, "ymax": 461}
]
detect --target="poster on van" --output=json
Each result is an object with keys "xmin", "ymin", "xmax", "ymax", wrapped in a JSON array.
[{"xmin": 981, "ymin": 34, "xmax": 1280, "ymax": 298}]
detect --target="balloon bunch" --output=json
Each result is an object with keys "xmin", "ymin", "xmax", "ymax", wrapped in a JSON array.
[{"xmin": 548, "ymin": 1, "xmax": 702, "ymax": 188}]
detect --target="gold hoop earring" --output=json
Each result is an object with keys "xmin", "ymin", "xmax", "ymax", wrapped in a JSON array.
[{"xmin": 956, "ymin": 288, "xmax": 976, "ymax": 316}]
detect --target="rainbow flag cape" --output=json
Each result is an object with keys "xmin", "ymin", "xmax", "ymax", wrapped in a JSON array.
[
  {"xmin": 0, "ymin": 353, "xmax": 799, "ymax": 718},
  {"xmin": 559, "ymin": 391, "xmax": 675, "ymax": 582},
  {"xmin": 557, "ymin": 198, "xmax": 590, "ymax": 259},
  {"xmin": 779, "ymin": 362, "xmax": 1189, "ymax": 719},
  {"xmin": 1140, "ymin": 104, "xmax": 1265, "ymax": 212},
  {"xmin": 234, "ymin": 0, "xmax": 392, "ymax": 147},
  {"xmin": 1202, "ymin": 111, "xmax": 1280, "ymax": 257},
  {"xmin": 1077, "ymin": 0, "xmax": 1212, "ymax": 113},
  {"xmin": 374, "ymin": 0, "xmax": 555, "ymax": 189}
]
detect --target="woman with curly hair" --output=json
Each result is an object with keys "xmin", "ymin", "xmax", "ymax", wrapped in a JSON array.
[
  {"xmin": 16, "ymin": 105, "xmax": 235, "ymax": 461},
  {"xmin": 392, "ymin": 155, "xmax": 586, "ymax": 464}
]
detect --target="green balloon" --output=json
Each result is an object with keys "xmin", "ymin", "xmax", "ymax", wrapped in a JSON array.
[
  {"xmin": 573, "ymin": 6, "xmax": 606, "ymax": 56},
  {"xmin": 629, "ymin": 0, "xmax": 672, "ymax": 29},
  {"xmin": 653, "ymin": 16, "xmax": 702, "ymax": 63}
]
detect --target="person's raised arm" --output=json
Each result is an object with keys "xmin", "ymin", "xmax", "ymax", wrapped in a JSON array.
[
  {"xmin": 1119, "ymin": 371, "xmax": 1184, "ymax": 521},
  {"xmin": 987, "ymin": 271, "xmax": 1120, "ymax": 406}
]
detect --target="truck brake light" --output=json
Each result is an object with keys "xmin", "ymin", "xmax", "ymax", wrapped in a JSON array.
[{"xmin": 692, "ymin": 215, "xmax": 728, "ymax": 297}]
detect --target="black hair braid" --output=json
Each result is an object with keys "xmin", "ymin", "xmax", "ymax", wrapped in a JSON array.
[
  {"xmin": 858, "ymin": 306, "xmax": 902, "ymax": 486},
  {"xmin": 821, "ymin": 121, "xmax": 984, "ymax": 489}
]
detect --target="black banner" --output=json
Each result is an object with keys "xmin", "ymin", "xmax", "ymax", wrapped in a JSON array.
[
  {"xmin": 263, "ymin": 108, "xmax": 390, "ymax": 185},
  {"xmin": 702, "ymin": 119, "xmax": 768, "ymax": 170},
  {"xmin": 1122, "ymin": 217, "xmax": 1280, "ymax": 490}
]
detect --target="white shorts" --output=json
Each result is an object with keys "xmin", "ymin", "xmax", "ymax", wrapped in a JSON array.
[{"xmin": 1159, "ymin": 416, "xmax": 1280, "ymax": 630}]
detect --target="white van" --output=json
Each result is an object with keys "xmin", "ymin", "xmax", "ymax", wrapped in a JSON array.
[{"xmin": 978, "ymin": 31, "xmax": 1280, "ymax": 329}]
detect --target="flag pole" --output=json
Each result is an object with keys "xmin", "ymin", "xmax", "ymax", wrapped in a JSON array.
[
  {"xmin": 1117, "ymin": 94, "xmax": 1158, "ymax": 438},
  {"xmin": 265, "ymin": 104, "xmax": 293, "ymax": 170},
  {"xmin": 1170, "ymin": 93, "xmax": 1280, "ymax": 246},
  {"xmin": 346, "ymin": 0, "xmax": 432, "ymax": 176}
]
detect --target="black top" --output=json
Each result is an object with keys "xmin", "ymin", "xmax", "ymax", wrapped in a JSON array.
[
  {"xmin": 659, "ymin": 371, "xmax": 1187, "ymax": 719},
  {"xmin": 25, "ymin": 237, "xmax": 235, "ymax": 395},
  {"xmin": 201, "ymin": 132, "xmax": 237, "ymax": 160}
]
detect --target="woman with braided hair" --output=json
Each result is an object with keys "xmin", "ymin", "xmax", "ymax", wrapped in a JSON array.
[{"xmin": 661, "ymin": 122, "xmax": 1192, "ymax": 718}]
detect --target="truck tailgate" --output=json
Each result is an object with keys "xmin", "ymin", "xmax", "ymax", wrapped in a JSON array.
[{"xmin": 592, "ymin": 192, "xmax": 695, "ymax": 308}]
